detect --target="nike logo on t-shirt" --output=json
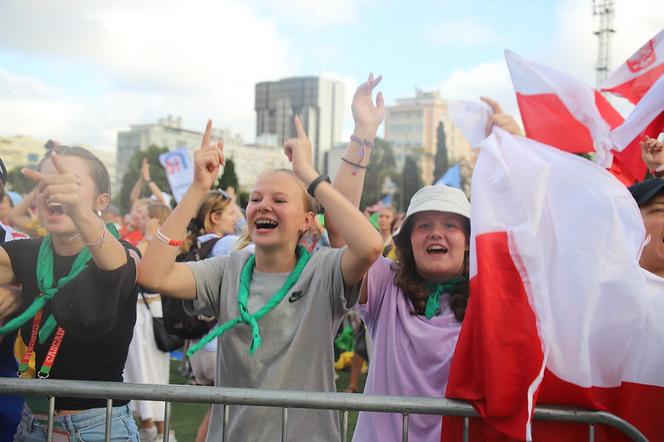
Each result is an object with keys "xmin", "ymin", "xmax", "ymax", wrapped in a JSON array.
[{"xmin": 288, "ymin": 291, "xmax": 303, "ymax": 303}]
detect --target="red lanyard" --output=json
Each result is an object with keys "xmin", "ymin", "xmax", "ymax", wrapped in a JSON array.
[{"xmin": 18, "ymin": 308, "xmax": 65, "ymax": 379}]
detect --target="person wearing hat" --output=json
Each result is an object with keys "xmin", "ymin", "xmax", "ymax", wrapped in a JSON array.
[
  {"xmin": 325, "ymin": 95, "xmax": 520, "ymax": 441},
  {"xmin": 349, "ymin": 185, "xmax": 471, "ymax": 442},
  {"xmin": 628, "ymin": 178, "xmax": 664, "ymax": 277}
]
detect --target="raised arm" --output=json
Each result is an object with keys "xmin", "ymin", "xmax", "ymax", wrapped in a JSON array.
[
  {"xmin": 141, "ymin": 158, "xmax": 168, "ymax": 204},
  {"xmin": 138, "ymin": 121, "xmax": 224, "ymax": 298},
  {"xmin": 8, "ymin": 187, "xmax": 37, "ymax": 234},
  {"xmin": 641, "ymin": 135, "xmax": 664, "ymax": 177},
  {"xmin": 285, "ymin": 116, "xmax": 382, "ymax": 287},
  {"xmin": 328, "ymin": 74, "xmax": 384, "ymax": 247}
]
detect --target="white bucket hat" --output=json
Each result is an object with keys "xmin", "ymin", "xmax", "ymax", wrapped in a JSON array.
[{"xmin": 392, "ymin": 185, "xmax": 470, "ymax": 246}]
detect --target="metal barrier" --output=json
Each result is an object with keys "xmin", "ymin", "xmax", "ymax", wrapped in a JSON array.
[{"xmin": 0, "ymin": 377, "xmax": 647, "ymax": 442}]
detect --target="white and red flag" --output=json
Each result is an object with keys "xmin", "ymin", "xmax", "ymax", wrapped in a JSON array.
[
  {"xmin": 441, "ymin": 110, "xmax": 664, "ymax": 440},
  {"xmin": 602, "ymin": 29, "xmax": 664, "ymax": 104},
  {"xmin": 505, "ymin": 50, "xmax": 647, "ymax": 185}
]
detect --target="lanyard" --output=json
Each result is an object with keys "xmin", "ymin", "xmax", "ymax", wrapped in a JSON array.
[{"xmin": 18, "ymin": 308, "xmax": 66, "ymax": 379}]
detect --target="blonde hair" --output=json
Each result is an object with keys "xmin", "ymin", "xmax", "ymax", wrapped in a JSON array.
[
  {"xmin": 147, "ymin": 203, "xmax": 171, "ymax": 225},
  {"xmin": 184, "ymin": 190, "xmax": 233, "ymax": 252}
]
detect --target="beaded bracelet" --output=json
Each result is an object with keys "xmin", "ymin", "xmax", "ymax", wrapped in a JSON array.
[
  {"xmin": 83, "ymin": 220, "xmax": 107, "ymax": 249},
  {"xmin": 349, "ymin": 135, "xmax": 374, "ymax": 175},
  {"xmin": 156, "ymin": 228, "xmax": 184, "ymax": 247}
]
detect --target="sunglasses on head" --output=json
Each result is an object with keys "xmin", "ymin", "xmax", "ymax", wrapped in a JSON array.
[{"xmin": 215, "ymin": 188, "xmax": 231, "ymax": 200}]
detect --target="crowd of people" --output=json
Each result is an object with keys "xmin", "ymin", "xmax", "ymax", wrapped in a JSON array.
[{"xmin": 0, "ymin": 73, "xmax": 662, "ymax": 442}]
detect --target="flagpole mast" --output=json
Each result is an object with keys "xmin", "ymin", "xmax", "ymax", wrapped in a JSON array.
[{"xmin": 592, "ymin": 0, "xmax": 615, "ymax": 88}]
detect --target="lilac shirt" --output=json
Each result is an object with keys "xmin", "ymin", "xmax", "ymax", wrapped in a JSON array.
[{"xmin": 353, "ymin": 257, "xmax": 462, "ymax": 442}]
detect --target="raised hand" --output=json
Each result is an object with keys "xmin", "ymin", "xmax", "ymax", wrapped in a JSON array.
[
  {"xmin": 283, "ymin": 115, "xmax": 317, "ymax": 184},
  {"xmin": 481, "ymin": 96, "xmax": 522, "ymax": 136},
  {"xmin": 641, "ymin": 135, "xmax": 664, "ymax": 173},
  {"xmin": 141, "ymin": 158, "xmax": 151, "ymax": 182},
  {"xmin": 22, "ymin": 153, "xmax": 86, "ymax": 220},
  {"xmin": 352, "ymin": 73, "xmax": 385, "ymax": 134},
  {"xmin": 193, "ymin": 120, "xmax": 225, "ymax": 191}
]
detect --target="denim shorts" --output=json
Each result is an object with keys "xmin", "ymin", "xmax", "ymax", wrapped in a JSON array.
[{"xmin": 14, "ymin": 403, "xmax": 139, "ymax": 442}]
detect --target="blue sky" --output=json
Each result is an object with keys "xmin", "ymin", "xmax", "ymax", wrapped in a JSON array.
[{"xmin": 0, "ymin": 0, "xmax": 661, "ymax": 150}]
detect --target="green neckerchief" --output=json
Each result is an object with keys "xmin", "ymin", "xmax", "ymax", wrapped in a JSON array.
[
  {"xmin": 424, "ymin": 276, "xmax": 466, "ymax": 320},
  {"xmin": 187, "ymin": 246, "xmax": 311, "ymax": 357},
  {"xmin": 0, "ymin": 223, "xmax": 120, "ymax": 343}
]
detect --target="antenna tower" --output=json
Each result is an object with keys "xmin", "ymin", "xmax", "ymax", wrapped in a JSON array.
[{"xmin": 592, "ymin": 0, "xmax": 616, "ymax": 88}]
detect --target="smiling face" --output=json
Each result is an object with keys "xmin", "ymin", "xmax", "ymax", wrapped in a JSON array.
[
  {"xmin": 639, "ymin": 193, "xmax": 664, "ymax": 276},
  {"xmin": 409, "ymin": 211, "xmax": 469, "ymax": 282},
  {"xmin": 246, "ymin": 171, "xmax": 314, "ymax": 251},
  {"xmin": 37, "ymin": 155, "xmax": 103, "ymax": 236}
]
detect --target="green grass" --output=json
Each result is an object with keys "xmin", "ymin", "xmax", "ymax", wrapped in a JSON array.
[{"xmin": 168, "ymin": 360, "xmax": 366, "ymax": 442}]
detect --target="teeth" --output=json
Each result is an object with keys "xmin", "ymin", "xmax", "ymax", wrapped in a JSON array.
[
  {"xmin": 47, "ymin": 202, "xmax": 63, "ymax": 208},
  {"xmin": 427, "ymin": 246, "xmax": 447, "ymax": 253},
  {"xmin": 256, "ymin": 219, "xmax": 278, "ymax": 228}
]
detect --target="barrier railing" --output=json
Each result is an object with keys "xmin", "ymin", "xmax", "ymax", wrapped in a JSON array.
[{"xmin": 0, "ymin": 377, "xmax": 647, "ymax": 442}]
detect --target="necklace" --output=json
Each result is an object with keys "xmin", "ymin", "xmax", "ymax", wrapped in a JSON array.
[{"xmin": 187, "ymin": 246, "xmax": 311, "ymax": 356}]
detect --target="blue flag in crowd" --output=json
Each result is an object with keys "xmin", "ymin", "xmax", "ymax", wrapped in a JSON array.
[{"xmin": 435, "ymin": 164, "xmax": 461, "ymax": 188}]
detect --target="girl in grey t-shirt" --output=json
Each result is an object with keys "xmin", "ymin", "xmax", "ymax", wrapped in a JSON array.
[{"xmin": 138, "ymin": 75, "xmax": 385, "ymax": 441}]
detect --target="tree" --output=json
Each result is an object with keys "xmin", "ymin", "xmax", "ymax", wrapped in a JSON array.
[
  {"xmin": 433, "ymin": 121, "xmax": 449, "ymax": 184},
  {"xmin": 359, "ymin": 137, "xmax": 399, "ymax": 210},
  {"xmin": 216, "ymin": 158, "xmax": 240, "ymax": 191},
  {"xmin": 6, "ymin": 166, "xmax": 37, "ymax": 195},
  {"xmin": 399, "ymin": 156, "xmax": 423, "ymax": 210},
  {"xmin": 116, "ymin": 145, "xmax": 170, "ymax": 212}
]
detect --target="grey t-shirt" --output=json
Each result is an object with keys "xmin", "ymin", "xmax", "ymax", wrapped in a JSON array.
[{"xmin": 185, "ymin": 247, "xmax": 358, "ymax": 442}]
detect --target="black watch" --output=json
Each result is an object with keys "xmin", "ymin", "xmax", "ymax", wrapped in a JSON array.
[{"xmin": 307, "ymin": 175, "xmax": 331, "ymax": 197}]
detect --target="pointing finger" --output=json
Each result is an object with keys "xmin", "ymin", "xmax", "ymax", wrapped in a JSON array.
[
  {"xmin": 50, "ymin": 153, "xmax": 71, "ymax": 175},
  {"xmin": 294, "ymin": 115, "xmax": 307, "ymax": 139},
  {"xmin": 22, "ymin": 168, "xmax": 44, "ymax": 182},
  {"xmin": 480, "ymin": 96, "xmax": 503, "ymax": 114},
  {"xmin": 200, "ymin": 119, "xmax": 213, "ymax": 150}
]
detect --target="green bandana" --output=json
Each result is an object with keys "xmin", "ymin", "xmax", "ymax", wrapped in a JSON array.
[
  {"xmin": 0, "ymin": 223, "xmax": 120, "ymax": 343},
  {"xmin": 424, "ymin": 276, "xmax": 466, "ymax": 319},
  {"xmin": 187, "ymin": 246, "xmax": 311, "ymax": 357}
]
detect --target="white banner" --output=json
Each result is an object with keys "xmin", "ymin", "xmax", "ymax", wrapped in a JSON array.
[{"xmin": 158, "ymin": 147, "xmax": 193, "ymax": 203}]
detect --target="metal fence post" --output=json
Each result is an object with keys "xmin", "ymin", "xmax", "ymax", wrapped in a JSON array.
[{"xmin": 105, "ymin": 398, "xmax": 113, "ymax": 442}]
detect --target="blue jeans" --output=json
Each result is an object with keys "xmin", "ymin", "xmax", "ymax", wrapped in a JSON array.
[{"xmin": 14, "ymin": 404, "xmax": 139, "ymax": 441}]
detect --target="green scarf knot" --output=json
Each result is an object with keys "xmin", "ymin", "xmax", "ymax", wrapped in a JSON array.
[
  {"xmin": 0, "ymin": 223, "xmax": 120, "ymax": 343},
  {"xmin": 424, "ymin": 276, "xmax": 466, "ymax": 319},
  {"xmin": 187, "ymin": 246, "xmax": 311, "ymax": 357}
]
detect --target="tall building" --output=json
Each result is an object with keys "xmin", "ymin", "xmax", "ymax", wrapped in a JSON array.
[
  {"xmin": 116, "ymin": 115, "xmax": 243, "ymax": 190},
  {"xmin": 384, "ymin": 89, "xmax": 471, "ymax": 184},
  {"xmin": 255, "ymin": 76, "xmax": 344, "ymax": 173}
]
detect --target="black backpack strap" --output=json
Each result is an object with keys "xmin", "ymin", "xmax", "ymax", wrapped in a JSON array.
[{"xmin": 196, "ymin": 236, "xmax": 223, "ymax": 260}]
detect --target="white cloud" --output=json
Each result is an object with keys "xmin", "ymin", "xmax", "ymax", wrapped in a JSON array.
[
  {"xmin": 427, "ymin": 18, "xmax": 495, "ymax": 46},
  {"xmin": 0, "ymin": 0, "xmax": 298, "ymax": 148},
  {"xmin": 263, "ymin": 0, "xmax": 364, "ymax": 27},
  {"xmin": 438, "ymin": 61, "xmax": 519, "ymax": 120}
]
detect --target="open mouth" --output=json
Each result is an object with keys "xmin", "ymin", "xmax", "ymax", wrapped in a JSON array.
[
  {"xmin": 47, "ymin": 202, "xmax": 65, "ymax": 216},
  {"xmin": 255, "ymin": 218, "xmax": 279, "ymax": 231},
  {"xmin": 426, "ymin": 245, "xmax": 448, "ymax": 255}
]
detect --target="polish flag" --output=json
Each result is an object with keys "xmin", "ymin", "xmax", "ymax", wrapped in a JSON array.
[
  {"xmin": 611, "ymin": 75, "xmax": 664, "ymax": 153},
  {"xmin": 602, "ymin": 29, "xmax": 664, "ymax": 104},
  {"xmin": 441, "ymin": 123, "xmax": 664, "ymax": 441},
  {"xmin": 506, "ymin": 50, "xmax": 646, "ymax": 185}
]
